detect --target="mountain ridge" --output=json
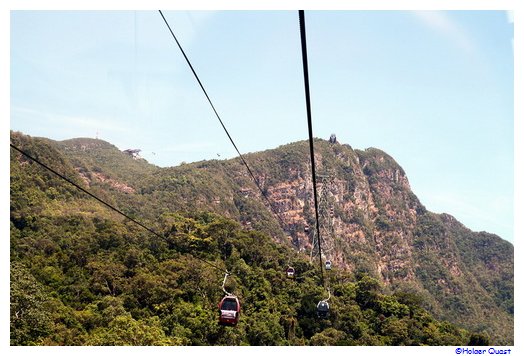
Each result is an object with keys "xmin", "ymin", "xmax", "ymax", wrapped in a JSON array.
[{"xmin": 10, "ymin": 131, "xmax": 513, "ymax": 344}]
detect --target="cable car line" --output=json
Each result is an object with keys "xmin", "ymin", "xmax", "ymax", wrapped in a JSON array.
[
  {"xmin": 10, "ymin": 144, "xmax": 160, "ymax": 238},
  {"xmin": 298, "ymin": 10, "xmax": 325, "ymax": 287},
  {"xmin": 157, "ymin": 10, "xmax": 288, "ymax": 230},
  {"xmin": 299, "ymin": 10, "xmax": 334, "ymax": 318},
  {"xmin": 9, "ymin": 143, "xmax": 231, "ymax": 276}
]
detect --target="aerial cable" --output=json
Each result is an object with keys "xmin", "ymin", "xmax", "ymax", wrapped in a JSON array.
[
  {"xmin": 10, "ymin": 143, "xmax": 230, "ymax": 276},
  {"xmin": 157, "ymin": 10, "xmax": 288, "ymax": 230},
  {"xmin": 10, "ymin": 144, "xmax": 159, "ymax": 237},
  {"xmin": 298, "ymin": 10, "xmax": 325, "ymax": 286}
]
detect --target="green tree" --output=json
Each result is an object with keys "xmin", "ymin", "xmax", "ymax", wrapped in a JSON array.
[
  {"xmin": 10, "ymin": 262, "xmax": 54, "ymax": 345},
  {"xmin": 468, "ymin": 333, "xmax": 490, "ymax": 346},
  {"xmin": 310, "ymin": 328, "xmax": 348, "ymax": 346},
  {"xmin": 86, "ymin": 315, "xmax": 175, "ymax": 345}
]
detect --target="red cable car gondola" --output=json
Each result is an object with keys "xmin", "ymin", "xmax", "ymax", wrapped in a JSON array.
[
  {"xmin": 218, "ymin": 295, "xmax": 240, "ymax": 326},
  {"xmin": 218, "ymin": 272, "xmax": 240, "ymax": 326}
]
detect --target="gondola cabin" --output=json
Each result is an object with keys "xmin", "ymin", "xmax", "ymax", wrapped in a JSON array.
[
  {"xmin": 325, "ymin": 260, "xmax": 332, "ymax": 270},
  {"xmin": 317, "ymin": 300, "xmax": 330, "ymax": 318},
  {"xmin": 218, "ymin": 296, "xmax": 240, "ymax": 326},
  {"xmin": 286, "ymin": 267, "xmax": 295, "ymax": 279}
]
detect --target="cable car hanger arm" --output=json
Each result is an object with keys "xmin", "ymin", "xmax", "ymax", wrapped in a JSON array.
[{"xmin": 222, "ymin": 271, "xmax": 232, "ymax": 296}]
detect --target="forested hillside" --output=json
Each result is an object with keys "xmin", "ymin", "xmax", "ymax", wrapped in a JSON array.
[{"xmin": 10, "ymin": 131, "xmax": 511, "ymax": 345}]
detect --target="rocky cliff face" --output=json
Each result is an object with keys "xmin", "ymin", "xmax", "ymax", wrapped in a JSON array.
[{"xmin": 231, "ymin": 141, "xmax": 424, "ymax": 282}]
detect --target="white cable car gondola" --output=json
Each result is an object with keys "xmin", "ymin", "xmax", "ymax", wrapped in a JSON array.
[
  {"xmin": 325, "ymin": 260, "xmax": 332, "ymax": 270},
  {"xmin": 286, "ymin": 266, "xmax": 295, "ymax": 279},
  {"xmin": 317, "ymin": 300, "xmax": 330, "ymax": 318},
  {"xmin": 317, "ymin": 288, "xmax": 331, "ymax": 319}
]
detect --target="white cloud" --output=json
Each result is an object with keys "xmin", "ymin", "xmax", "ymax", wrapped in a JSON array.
[
  {"xmin": 11, "ymin": 106, "xmax": 131, "ymax": 137},
  {"xmin": 410, "ymin": 11, "xmax": 475, "ymax": 54}
]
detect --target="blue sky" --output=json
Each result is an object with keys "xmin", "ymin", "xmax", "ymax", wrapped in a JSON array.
[{"xmin": 9, "ymin": 10, "xmax": 514, "ymax": 243}]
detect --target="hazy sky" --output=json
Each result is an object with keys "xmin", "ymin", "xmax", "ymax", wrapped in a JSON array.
[{"xmin": 10, "ymin": 10, "xmax": 514, "ymax": 242}]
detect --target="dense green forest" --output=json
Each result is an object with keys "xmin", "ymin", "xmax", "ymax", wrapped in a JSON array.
[
  {"xmin": 10, "ymin": 132, "xmax": 502, "ymax": 345},
  {"xmin": 10, "ymin": 209, "xmax": 482, "ymax": 346}
]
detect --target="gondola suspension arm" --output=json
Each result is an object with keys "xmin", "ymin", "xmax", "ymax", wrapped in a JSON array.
[
  {"xmin": 222, "ymin": 272, "xmax": 232, "ymax": 296},
  {"xmin": 323, "ymin": 287, "xmax": 331, "ymax": 303}
]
